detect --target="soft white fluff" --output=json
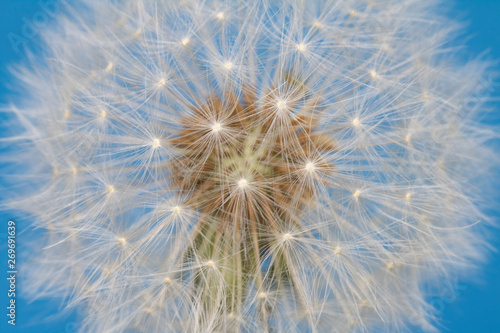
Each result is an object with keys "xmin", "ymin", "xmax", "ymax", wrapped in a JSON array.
[{"xmin": 1, "ymin": 0, "xmax": 497, "ymax": 332}]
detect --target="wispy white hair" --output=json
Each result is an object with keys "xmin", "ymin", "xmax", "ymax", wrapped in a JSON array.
[{"xmin": 1, "ymin": 0, "xmax": 498, "ymax": 332}]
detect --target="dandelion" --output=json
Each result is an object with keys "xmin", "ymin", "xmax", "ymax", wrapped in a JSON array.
[{"xmin": 1, "ymin": 0, "xmax": 497, "ymax": 332}]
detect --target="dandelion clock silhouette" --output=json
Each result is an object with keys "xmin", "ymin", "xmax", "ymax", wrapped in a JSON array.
[{"xmin": 1, "ymin": 0, "xmax": 498, "ymax": 332}]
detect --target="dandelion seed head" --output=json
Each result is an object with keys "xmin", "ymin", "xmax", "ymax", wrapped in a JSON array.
[{"xmin": 4, "ymin": 0, "xmax": 497, "ymax": 332}]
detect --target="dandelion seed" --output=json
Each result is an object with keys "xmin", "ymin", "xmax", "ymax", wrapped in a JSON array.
[
  {"xmin": 238, "ymin": 178, "xmax": 248, "ymax": 189},
  {"xmin": 305, "ymin": 162, "xmax": 316, "ymax": 172},
  {"xmin": 313, "ymin": 21, "xmax": 323, "ymax": 29},
  {"xmin": 353, "ymin": 189, "xmax": 361, "ymax": 199},
  {"xmin": 352, "ymin": 117, "xmax": 361, "ymax": 127},
  {"xmin": 107, "ymin": 185, "xmax": 115, "ymax": 194},
  {"xmin": 211, "ymin": 122, "xmax": 222, "ymax": 132},
  {"xmin": 276, "ymin": 99, "xmax": 288, "ymax": 112},
  {"xmin": 118, "ymin": 237, "xmax": 126, "ymax": 246},
  {"xmin": 206, "ymin": 260, "xmax": 215, "ymax": 268},
  {"xmin": 223, "ymin": 61, "xmax": 234, "ymax": 70},
  {"xmin": 369, "ymin": 70, "xmax": 378, "ymax": 78},
  {"xmin": 105, "ymin": 62, "xmax": 114, "ymax": 72},
  {"xmin": 157, "ymin": 79, "xmax": 167, "ymax": 87},
  {"xmin": 152, "ymin": 138, "xmax": 161, "ymax": 148},
  {"xmin": 172, "ymin": 206, "xmax": 181, "ymax": 215},
  {"xmin": 216, "ymin": 12, "xmax": 225, "ymax": 20},
  {"xmin": 283, "ymin": 233, "xmax": 293, "ymax": 241},
  {"xmin": 296, "ymin": 43, "xmax": 307, "ymax": 52},
  {"xmin": 334, "ymin": 247, "xmax": 342, "ymax": 255},
  {"xmin": 180, "ymin": 37, "xmax": 190, "ymax": 46},
  {"xmin": 164, "ymin": 277, "xmax": 172, "ymax": 285}
]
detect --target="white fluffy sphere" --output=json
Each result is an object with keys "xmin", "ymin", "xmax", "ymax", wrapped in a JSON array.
[{"xmin": 2, "ymin": 0, "xmax": 497, "ymax": 332}]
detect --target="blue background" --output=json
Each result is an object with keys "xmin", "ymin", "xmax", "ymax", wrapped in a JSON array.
[{"xmin": 0, "ymin": 1, "xmax": 498, "ymax": 332}]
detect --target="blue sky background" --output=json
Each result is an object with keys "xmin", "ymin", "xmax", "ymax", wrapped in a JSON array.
[{"xmin": 0, "ymin": 1, "xmax": 498, "ymax": 332}]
